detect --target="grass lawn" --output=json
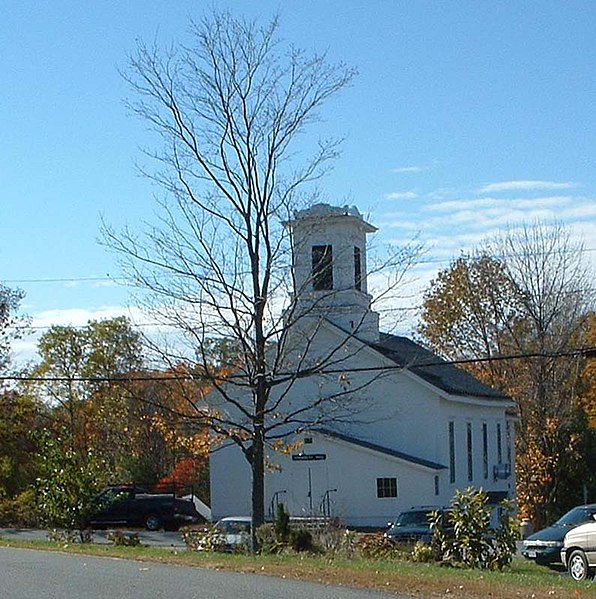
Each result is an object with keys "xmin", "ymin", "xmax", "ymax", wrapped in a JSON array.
[{"xmin": 1, "ymin": 536, "xmax": 594, "ymax": 598}]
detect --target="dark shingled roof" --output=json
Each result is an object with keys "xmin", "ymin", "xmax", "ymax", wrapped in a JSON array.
[
  {"xmin": 316, "ymin": 428, "xmax": 446, "ymax": 470},
  {"xmin": 370, "ymin": 333, "xmax": 509, "ymax": 401}
]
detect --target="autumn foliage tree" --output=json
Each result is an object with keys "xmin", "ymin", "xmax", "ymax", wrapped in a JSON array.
[
  {"xmin": 580, "ymin": 313, "xmax": 596, "ymax": 429},
  {"xmin": 417, "ymin": 254, "xmax": 521, "ymax": 389},
  {"xmin": 31, "ymin": 318, "xmax": 213, "ymax": 495},
  {"xmin": 125, "ymin": 369, "xmax": 211, "ymax": 498},
  {"xmin": 0, "ymin": 283, "xmax": 25, "ymax": 374},
  {"xmin": 0, "ymin": 284, "xmax": 42, "ymax": 522},
  {"xmin": 418, "ymin": 223, "xmax": 594, "ymax": 527},
  {"xmin": 32, "ymin": 317, "xmax": 144, "ymax": 456}
]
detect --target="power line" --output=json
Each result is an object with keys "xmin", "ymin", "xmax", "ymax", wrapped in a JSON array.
[
  {"xmin": 3, "ymin": 276, "xmax": 128, "ymax": 284},
  {"xmin": 4, "ymin": 246, "xmax": 596, "ymax": 285},
  {"xmin": 2, "ymin": 346, "xmax": 594, "ymax": 384}
]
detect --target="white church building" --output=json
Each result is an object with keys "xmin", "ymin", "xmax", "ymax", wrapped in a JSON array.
[{"xmin": 209, "ymin": 204, "xmax": 516, "ymax": 528}]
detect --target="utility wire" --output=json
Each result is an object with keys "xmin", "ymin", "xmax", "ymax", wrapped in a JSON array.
[
  {"xmin": 2, "ymin": 346, "xmax": 594, "ymax": 384},
  {"xmin": 4, "ymin": 246, "xmax": 596, "ymax": 285}
]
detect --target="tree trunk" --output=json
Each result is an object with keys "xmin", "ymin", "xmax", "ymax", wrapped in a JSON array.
[{"xmin": 250, "ymin": 421, "xmax": 265, "ymax": 553}]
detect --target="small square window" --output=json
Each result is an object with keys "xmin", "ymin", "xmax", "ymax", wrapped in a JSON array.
[{"xmin": 376, "ymin": 477, "xmax": 397, "ymax": 498}]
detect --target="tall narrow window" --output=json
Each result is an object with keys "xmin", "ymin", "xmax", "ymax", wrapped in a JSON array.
[
  {"xmin": 467, "ymin": 422, "xmax": 473, "ymax": 482},
  {"xmin": 312, "ymin": 245, "xmax": 333, "ymax": 291},
  {"xmin": 482, "ymin": 423, "xmax": 488, "ymax": 480},
  {"xmin": 434, "ymin": 475, "xmax": 440, "ymax": 496},
  {"xmin": 506, "ymin": 421, "xmax": 512, "ymax": 467},
  {"xmin": 449, "ymin": 421, "xmax": 456, "ymax": 484},
  {"xmin": 496, "ymin": 423, "xmax": 502, "ymax": 464},
  {"xmin": 354, "ymin": 246, "xmax": 362, "ymax": 291}
]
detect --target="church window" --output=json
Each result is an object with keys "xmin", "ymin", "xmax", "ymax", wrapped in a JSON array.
[
  {"xmin": 448, "ymin": 421, "xmax": 456, "ymax": 483},
  {"xmin": 467, "ymin": 422, "xmax": 473, "ymax": 481},
  {"xmin": 506, "ymin": 421, "xmax": 512, "ymax": 467},
  {"xmin": 376, "ymin": 477, "xmax": 397, "ymax": 498},
  {"xmin": 482, "ymin": 423, "xmax": 488, "ymax": 479},
  {"xmin": 312, "ymin": 245, "xmax": 333, "ymax": 291},
  {"xmin": 354, "ymin": 246, "xmax": 362, "ymax": 290}
]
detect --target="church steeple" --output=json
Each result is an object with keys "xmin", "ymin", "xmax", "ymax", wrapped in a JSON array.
[{"xmin": 286, "ymin": 204, "xmax": 380, "ymax": 343}]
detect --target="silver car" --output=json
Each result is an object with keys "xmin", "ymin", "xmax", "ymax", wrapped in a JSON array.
[
  {"xmin": 211, "ymin": 516, "xmax": 252, "ymax": 550},
  {"xmin": 561, "ymin": 516, "xmax": 596, "ymax": 581}
]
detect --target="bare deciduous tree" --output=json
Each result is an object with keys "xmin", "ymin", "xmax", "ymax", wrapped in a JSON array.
[{"xmin": 106, "ymin": 11, "xmax": 420, "ymax": 547}]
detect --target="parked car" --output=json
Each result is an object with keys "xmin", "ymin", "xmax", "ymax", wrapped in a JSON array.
[
  {"xmin": 521, "ymin": 503, "xmax": 596, "ymax": 566},
  {"xmin": 87, "ymin": 485, "xmax": 202, "ymax": 531},
  {"xmin": 561, "ymin": 517, "xmax": 596, "ymax": 581},
  {"xmin": 384, "ymin": 507, "xmax": 448, "ymax": 545},
  {"xmin": 210, "ymin": 516, "xmax": 252, "ymax": 550}
]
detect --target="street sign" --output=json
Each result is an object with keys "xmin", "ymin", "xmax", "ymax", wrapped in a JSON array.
[{"xmin": 291, "ymin": 453, "xmax": 327, "ymax": 461}]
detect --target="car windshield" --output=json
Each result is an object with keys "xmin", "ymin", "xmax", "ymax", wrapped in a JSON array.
[
  {"xmin": 215, "ymin": 520, "xmax": 251, "ymax": 534},
  {"xmin": 394, "ymin": 511, "xmax": 431, "ymax": 527},
  {"xmin": 95, "ymin": 488, "xmax": 132, "ymax": 506},
  {"xmin": 555, "ymin": 507, "xmax": 591, "ymax": 527}
]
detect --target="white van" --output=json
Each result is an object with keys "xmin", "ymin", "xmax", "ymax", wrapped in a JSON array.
[{"xmin": 561, "ymin": 516, "xmax": 596, "ymax": 581}]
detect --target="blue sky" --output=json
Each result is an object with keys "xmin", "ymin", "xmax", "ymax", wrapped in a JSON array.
[{"xmin": 3, "ymin": 1, "xmax": 595, "ymax": 363}]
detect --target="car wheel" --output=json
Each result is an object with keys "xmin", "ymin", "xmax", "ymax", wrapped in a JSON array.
[
  {"xmin": 145, "ymin": 514, "xmax": 162, "ymax": 531},
  {"xmin": 568, "ymin": 549, "xmax": 590, "ymax": 581}
]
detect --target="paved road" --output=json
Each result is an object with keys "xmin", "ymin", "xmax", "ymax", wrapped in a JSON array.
[
  {"xmin": 0, "ymin": 527, "xmax": 186, "ymax": 548},
  {"xmin": 0, "ymin": 546, "xmax": 407, "ymax": 599}
]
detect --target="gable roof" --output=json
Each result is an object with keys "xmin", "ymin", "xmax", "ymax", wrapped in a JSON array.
[
  {"xmin": 370, "ymin": 333, "xmax": 509, "ymax": 401},
  {"xmin": 316, "ymin": 428, "xmax": 446, "ymax": 471}
]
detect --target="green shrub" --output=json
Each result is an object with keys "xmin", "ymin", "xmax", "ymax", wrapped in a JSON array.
[
  {"xmin": 274, "ymin": 503, "xmax": 291, "ymax": 543},
  {"xmin": 492, "ymin": 500, "xmax": 519, "ymax": 570},
  {"xmin": 256, "ymin": 523, "xmax": 284, "ymax": 554},
  {"xmin": 410, "ymin": 541, "xmax": 435, "ymax": 563},
  {"xmin": 289, "ymin": 528, "xmax": 315, "ymax": 552},
  {"xmin": 35, "ymin": 429, "xmax": 107, "ymax": 532},
  {"xmin": 311, "ymin": 524, "xmax": 355, "ymax": 556},
  {"xmin": 0, "ymin": 489, "xmax": 38, "ymax": 527},
  {"xmin": 356, "ymin": 533, "xmax": 404, "ymax": 560},
  {"xmin": 429, "ymin": 487, "xmax": 518, "ymax": 570}
]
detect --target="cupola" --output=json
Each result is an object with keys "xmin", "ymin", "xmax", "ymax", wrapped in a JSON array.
[{"xmin": 285, "ymin": 204, "xmax": 380, "ymax": 343}]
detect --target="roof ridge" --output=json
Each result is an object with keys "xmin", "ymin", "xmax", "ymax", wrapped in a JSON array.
[{"xmin": 315, "ymin": 427, "xmax": 446, "ymax": 471}]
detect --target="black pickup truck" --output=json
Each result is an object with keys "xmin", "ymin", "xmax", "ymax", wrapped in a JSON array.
[{"xmin": 87, "ymin": 485, "xmax": 201, "ymax": 531}]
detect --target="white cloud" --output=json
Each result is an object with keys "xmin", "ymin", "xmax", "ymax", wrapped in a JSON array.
[
  {"xmin": 10, "ymin": 339, "xmax": 39, "ymax": 368},
  {"xmin": 425, "ymin": 195, "xmax": 573, "ymax": 213},
  {"xmin": 391, "ymin": 165, "xmax": 427, "ymax": 174},
  {"xmin": 92, "ymin": 279, "xmax": 118, "ymax": 289},
  {"xmin": 478, "ymin": 180, "xmax": 576, "ymax": 193},
  {"xmin": 376, "ymin": 215, "xmax": 422, "ymax": 232},
  {"xmin": 433, "ymin": 208, "xmax": 560, "ymax": 229},
  {"xmin": 425, "ymin": 187, "xmax": 462, "ymax": 201},
  {"xmin": 30, "ymin": 306, "xmax": 145, "ymax": 329},
  {"xmin": 385, "ymin": 191, "xmax": 418, "ymax": 200}
]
